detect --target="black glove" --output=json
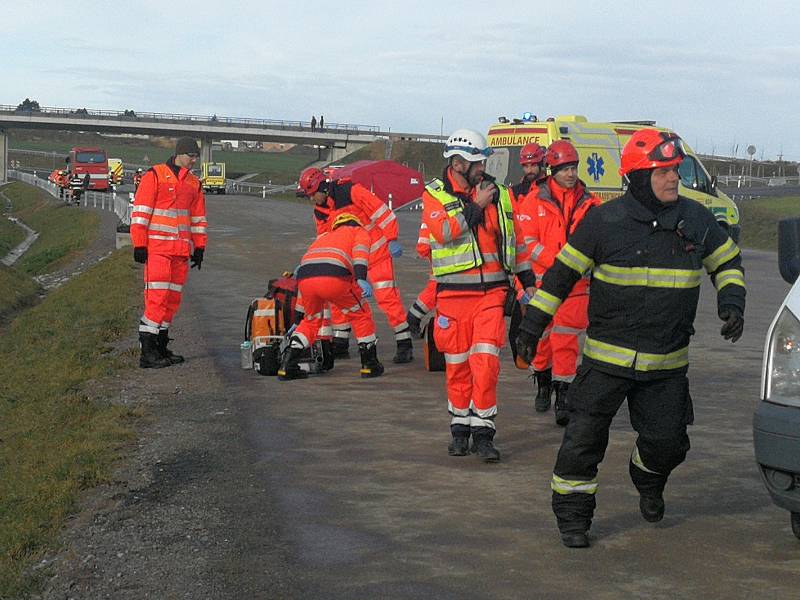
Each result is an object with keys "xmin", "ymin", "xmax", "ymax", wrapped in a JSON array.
[
  {"xmin": 133, "ymin": 246, "xmax": 147, "ymax": 264},
  {"xmin": 191, "ymin": 248, "xmax": 204, "ymax": 270},
  {"xmin": 719, "ymin": 306, "xmax": 744, "ymax": 343},
  {"xmin": 515, "ymin": 327, "xmax": 540, "ymax": 365}
]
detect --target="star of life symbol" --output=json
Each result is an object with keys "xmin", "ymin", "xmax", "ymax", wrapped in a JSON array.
[{"xmin": 587, "ymin": 153, "xmax": 604, "ymax": 182}]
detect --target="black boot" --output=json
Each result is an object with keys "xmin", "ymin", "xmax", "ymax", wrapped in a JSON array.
[
  {"xmin": 359, "ymin": 342, "xmax": 384, "ymax": 378},
  {"xmin": 639, "ymin": 494, "xmax": 665, "ymax": 523},
  {"xmin": 139, "ymin": 332, "xmax": 171, "ymax": 369},
  {"xmin": 470, "ymin": 429, "xmax": 501, "ymax": 463},
  {"xmin": 320, "ymin": 340, "xmax": 335, "ymax": 372},
  {"xmin": 331, "ymin": 336, "xmax": 351, "ymax": 359},
  {"xmin": 392, "ymin": 338, "xmax": 413, "ymax": 364},
  {"xmin": 406, "ymin": 312, "xmax": 422, "ymax": 339},
  {"xmin": 560, "ymin": 531, "xmax": 590, "ymax": 548},
  {"xmin": 158, "ymin": 329, "xmax": 184, "ymax": 364},
  {"xmin": 553, "ymin": 381, "xmax": 570, "ymax": 427},
  {"xmin": 277, "ymin": 338, "xmax": 308, "ymax": 381},
  {"xmin": 534, "ymin": 369, "xmax": 552, "ymax": 412},
  {"xmin": 448, "ymin": 435, "xmax": 470, "ymax": 456}
]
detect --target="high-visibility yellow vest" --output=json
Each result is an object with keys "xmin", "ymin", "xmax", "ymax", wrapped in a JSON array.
[{"xmin": 425, "ymin": 179, "xmax": 516, "ymax": 279}]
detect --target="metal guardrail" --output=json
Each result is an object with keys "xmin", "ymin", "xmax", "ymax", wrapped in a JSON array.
[
  {"xmin": 717, "ymin": 175, "xmax": 800, "ymax": 187},
  {"xmin": 226, "ymin": 181, "xmax": 298, "ymax": 197},
  {"xmin": 8, "ymin": 169, "xmax": 132, "ymax": 224},
  {"xmin": 1, "ymin": 104, "xmax": 380, "ymax": 135}
]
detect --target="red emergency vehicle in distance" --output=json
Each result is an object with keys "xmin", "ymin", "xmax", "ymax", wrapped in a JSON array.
[{"xmin": 67, "ymin": 147, "xmax": 110, "ymax": 191}]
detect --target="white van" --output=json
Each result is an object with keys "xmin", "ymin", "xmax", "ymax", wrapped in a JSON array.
[{"xmin": 756, "ymin": 218, "xmax": 800, "ymax": 538}]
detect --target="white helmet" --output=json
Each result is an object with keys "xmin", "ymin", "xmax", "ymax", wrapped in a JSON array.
[{"xmin": 443, "ymin": 128, "xmax": 493, "ymax": 162}]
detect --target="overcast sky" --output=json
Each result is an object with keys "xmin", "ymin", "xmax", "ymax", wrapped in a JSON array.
[{"xmin": 4, "ymin": 0, "xmax": 798, "ymax": 160}]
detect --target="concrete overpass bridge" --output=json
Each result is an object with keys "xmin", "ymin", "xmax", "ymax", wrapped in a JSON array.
[{"xmin": 0, "ymin": 104, "xmax": 447, "ymax": 182}]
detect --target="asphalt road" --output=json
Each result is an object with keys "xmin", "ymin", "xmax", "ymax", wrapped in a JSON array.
[{"xmin": 171, "ymin": 192, "xmax": 800, "ymax": 599}]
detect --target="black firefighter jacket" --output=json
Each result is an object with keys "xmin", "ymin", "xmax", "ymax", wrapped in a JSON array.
[{"xmin": 521, "ymin": 191, "xmax": 746, "ymax": 380}]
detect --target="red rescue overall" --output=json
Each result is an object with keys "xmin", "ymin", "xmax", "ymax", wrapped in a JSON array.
[{"xmin": 130, "ymin": 161, "xmax": 207, "ymax": 334}]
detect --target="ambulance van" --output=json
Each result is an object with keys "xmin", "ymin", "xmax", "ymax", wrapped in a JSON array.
[{"xmin": 485, "ymin": 115, "xmax": 740, "ymax": 241}]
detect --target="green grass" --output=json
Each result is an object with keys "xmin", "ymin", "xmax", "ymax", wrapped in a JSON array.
[
  {"xmin": 2, "ymin": 182, "xmax": 99, "ymax": 275},
  {"xmin": 738, "ymin": 196, "xmax": 800, "ymax": 251},
  {"xmin": 0, "ymin": 264, "xmax": 39, "ymax": 318},
  {"xmin": 9, "ymin": 130, "xmax": 317, "ymax": 184},
  {"xmin": 0, "ymin": 214, "xmax": 26, "ymax": 256},
  {"xmin": 0, "ymin": 250, "xmax": 140, "ymax": 598},
  {"xmin": 339, "ymin": 140, "xmax": 446, "ymax": 179}
]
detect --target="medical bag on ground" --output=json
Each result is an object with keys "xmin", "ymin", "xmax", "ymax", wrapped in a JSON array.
[
  {"xmin": 423, "ymin": 322, "xmax": 445, "ymax": 372},
  {"xmin": 243, "ymin": 273, "xmax": 298, "ymax": 376},
  {"xmin": 243, "ymin": 273, "xmax": 333, "ymax": 376}
]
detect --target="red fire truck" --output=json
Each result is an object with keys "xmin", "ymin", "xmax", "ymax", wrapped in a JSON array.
[{"xmin": 66, "ymin": 147, "xmax": 110, "ymax": 191}]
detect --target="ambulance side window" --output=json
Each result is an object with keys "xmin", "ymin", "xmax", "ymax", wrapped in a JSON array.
[
  {"xmin": 678, "ymin": 155, "xmax": 710, "ymax": 194},
  {"xmin": 485, "ymin": 148, "xmax": 510, "ymax": 186}
]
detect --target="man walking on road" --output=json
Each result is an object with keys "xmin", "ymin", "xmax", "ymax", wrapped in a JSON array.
[
  {"xmin": 130, "ymin": 137, "xmax": 208, "ymax": 368},
  {"xmin": 423, "ymin": 129, "xmax": 533, "ymax": 462},
  {"xmin": 515, "ymin": 141, "xmax": 601, "ymax": 424},
  {"xmin": 516, "ymin": 129, "xmax": 746, "ymax": 548}
]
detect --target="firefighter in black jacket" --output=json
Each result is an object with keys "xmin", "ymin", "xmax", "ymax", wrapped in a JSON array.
[{"xmin": 516, "ymin": 129, "xmax": 746, "ymax": 548}]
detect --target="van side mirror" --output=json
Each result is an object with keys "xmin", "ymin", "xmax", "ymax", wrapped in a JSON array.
[
  {"xmin": 778, "ymin": 218, "xmax": 800, "ymax": 284},
  {"xmin": 710, "ymin": 175, "xmax": 717, "ymax": 190}
]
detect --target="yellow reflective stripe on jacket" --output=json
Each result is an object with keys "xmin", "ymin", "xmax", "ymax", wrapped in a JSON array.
[
  {"xmin": 556, "ymin": 243, "xmax": 594, "ymax": 274},
  {"xmin": 636, "ymin": 346, "xmax": 689, "ymax": 371},
  {"xmin": 584, "ymin": 337, "xmax": 689, "ymax": 371},
  {"xmin": 703, "ymin": 237, "xmax": 740, "ymax": 273},
  {"xmin": 495, "ymin": 185, "xmax": 516, "ymax": 273},
  {"xmin": 584, "ymin": 337, "xmax": 636, "ymax": 368},
  {"xmin": 426, "ymin": 181, "xmax": 516, "ymax": 278},
  {"xmin": 530, "ymin": 289, "xmax": 562, "ymax": 316},
  {"xmin": 715, "ymin": 268, "xmax": 746, "ymax": 291},
  {"xmin": 593, "ymin": 264, "xmax": 702, "ymax": 289},
  {"xmin": 551, "ymin": 474, "xmax": 598, "ymax": 495},
  {"xmin": 427, "ymin": 183, "xmax": 482, "ymax": 276}
]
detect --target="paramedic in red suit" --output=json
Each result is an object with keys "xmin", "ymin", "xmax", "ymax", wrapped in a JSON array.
[
  {"xmin": 423, "ymin": 129, "xmax": 534, "ymax": 463},
  {"xmin": 278, "ymin": 212, "xmax": 384, "ymax": 380},
  {"xmin": 130, "ymin": 137, "xmax": 208, "ymax": 368},
  {"xmin": 405, "ymin": 220, "xmax": 437, "ymax": 337},
  {"xmin": 298, "ymin": 167, "xmax": 412, "ymax": 363},
  {"xmin": 518, "ymin": 140, "xmax": 601, "ymax": 425}
]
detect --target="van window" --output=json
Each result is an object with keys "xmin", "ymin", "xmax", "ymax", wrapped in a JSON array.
[
  {"xmin": 75, "ymin": 151, "xmax": 107, "ymax": 164},
  {"xmin": 678, "ymin": 155, "xmax": 711, "ymax": 194},
  {"xmin": 485, "ymin": 148, "xmax": 512, "ymax": 186},
  {"xmin": 207, "ymin": 165, "xmax": 222, "ymax": 176}
]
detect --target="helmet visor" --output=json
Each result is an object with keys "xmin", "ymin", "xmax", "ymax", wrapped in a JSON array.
[
  {"xmin": 648, "ymin": 135, "xmax": 686, "ymax": 163},
  {"xmin": 445, "ymin": 144, "xmax": 493, "ymax": 159}
]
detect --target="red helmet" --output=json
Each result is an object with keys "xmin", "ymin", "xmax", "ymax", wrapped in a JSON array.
[
  {"xmin": 546, "ymin": 140, "xmax": 579, "ymax": 169},
  {"xmin": 620, "ymin": 129, "xmax": 685, "ymax": 175},
  {"xmin": 298, "ymin": 167, "xmax": 326, "ymax": 196},
  {"xmin": 519, "ymin": 142, "xmax": 546, "ymax": 165}
]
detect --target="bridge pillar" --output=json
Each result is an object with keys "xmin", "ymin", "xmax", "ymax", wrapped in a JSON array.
[
  {"xmin": 200, "ymin": 136, "xmax": 213, "ymax": 164},
  {"xmin": 0, "ymin": 129, "xmax": 7, "ymax": 183},
  {"xmin": 318, "ymin": 141, "xmax": 369, "ymax": 164}
]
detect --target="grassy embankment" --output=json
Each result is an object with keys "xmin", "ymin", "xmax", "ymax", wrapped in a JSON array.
[
  {"xmin": 0, "ymin": 182, "xmax": 140, "ymax": 597},
  {"xmin": 0, "ymin": 182, "xmax": 99, "ymax": 317},
  {"xmin": 737, "ymin": 196, "xmax": 800, "ymax": 252},
  {"xmin": 339, "ymin": 139, "xmax": 447, "ymax": 180}
]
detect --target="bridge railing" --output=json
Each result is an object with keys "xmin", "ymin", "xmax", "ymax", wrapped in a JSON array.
[
  {"xmin": 0, "ymin": 104, "xmax": 380, "ymax": 134},
  {"xmin": 8, "ymin": 169, "xmax": 133, "ymax": 224},
  {"xmin": 717, "ymin": 175, "xmax": 800, "ymax": 187},
  {"xmin": 226, "ymin": 181, "xmax": 298, "ymax": 197}
]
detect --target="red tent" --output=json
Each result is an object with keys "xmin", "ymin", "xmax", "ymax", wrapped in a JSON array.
[{"xmin": 329, "ymin": 160, "xmax": 425, "ymax": 209}]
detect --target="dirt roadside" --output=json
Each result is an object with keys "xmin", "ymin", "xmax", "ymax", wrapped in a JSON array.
[{"xmin": 26, "ymin": 206, "xmax": 301, "ymax": 599}]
